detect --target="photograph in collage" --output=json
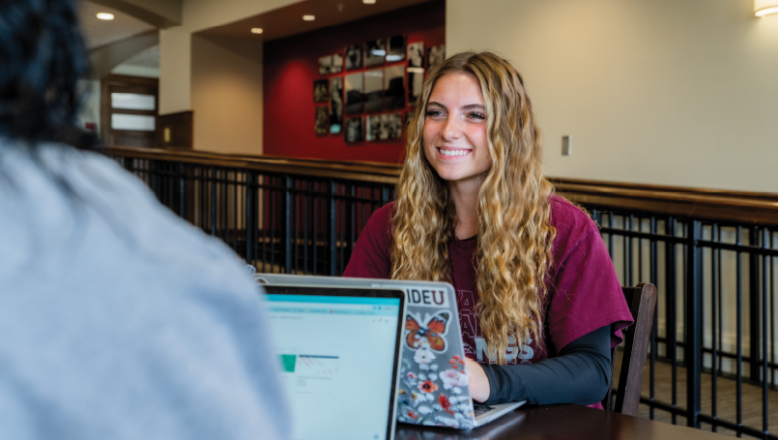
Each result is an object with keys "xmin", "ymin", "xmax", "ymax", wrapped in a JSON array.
[
  {"xmin": 345, "ymin": 117, "xmax": 364, "ymax": 143},
  {"xmin": 329, "ymin": 77, "xmax": 343, "ymax": 134},
  {"xmin": 407, "ymin": 41, "xmax": 424, "ymax": 68},
  {"xmin": 345, "ymin": 44, "xmax": 362, "ymax": 70},
  {"xmin": 315, "ymin": 106, "xmax": 329, "ymax": 136},
  {"xmin": 407, "ymin": 68, "xmax": 424, "ymax": 106},
  {"xmin": 428, "ymin": 44, "xmax": 445, "ymax": 71},
  {"xmin": 345, "ymin": 72, "xmax": 365, "ymax": 115},
  {"xmin": 367, "ymin": 113, "xmax": 402, "ymax": 141},
  {"xmin": 384, "ymin": 65, "xmax": 405, "ymax": 110},
  {"xmin": 364, "ymin": 69, "xmax": 384, "ymax": 113},
  {"xmin": 331, "ymin": 53, "xmax": 343, "ymax": 74},
  {"xmin": 364, "ymin": 39, "xmax": 386, "ymax": 67},
  {"xmin": 313, "ymin": 79, "xmax": 328, "ymax": 103},
  {"xmin": 318, "ymin": 55, "xmax": 333, "ymax": 75},
  {"xmin": 386, "ymin": 35, "xmax": 406, "ymax": 62}
]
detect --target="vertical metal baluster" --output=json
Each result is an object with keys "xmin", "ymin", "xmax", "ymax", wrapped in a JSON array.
[
  {"xmin": 762, "ymin": 228, "xmax": 769, "ymax": 436},
  {"xmin": 348, "ymin": 185, "xmax": 356, "ymax": 272},
  {"xmin": 685, "ymin": 220, "xmax": 702, "ymax": 428},
  {"xmin": 666, "ymin": 217, "xmax": 678, "ymax": 424},
  {"xmin": 199, "ymin": 166, "xmax": 204, "ymax": 231},
  {"xmin": 736, "ymin": 225, "xmax": 743, "ymax": 437},
  {"xmin": 750, "ymin": 227, "xmax": 762, "ymax": 383},
  {"xmin": 772, "ymin": 231, "xmax": 776, "ymax": 398},
  {"xmin": 221, "ymin": 168, "xmax": 226, "ymax": 243},
  {"xmin": 711, "ymin": 223, "xmax": 718, "ymax": 432},
  {"xmin": 335, "ymin": 184, "xmax": 348, "ymax": 276},
  {"xmin": 232, "ymin": 170, "xmax": 238, "ymax": 252},
  {"xmin": 608, "ymin": 212, "xmax": 614, "ymax": 260},
  {"xmin": 628, "ymin": 214, "xmax": 634, "ymax": 287},
  {"xmin": 244, "ymin": 171, "xmax": 255, "ymax": 264},
  {"xmin": 304, "ymin": 180, "xmax": 309, "ymax": 275},
  {"xmin": 260, "ymin": 176, "xmax": 266, "ymax": 272},
  {"xmin": 210, "ymin": 167, "xmax": 216, "ymax": 236},
  {"xmin": 718, "ymin": 226, "xmax": 724, "ymax": 374},
  {"xmin": 313, "ymin": 182, "xmax": 319, "ymax": 275},
  {"xmin": 179, "ymin": 163, "xmax": 186, "ymax": 218},
  {"xmin": 329, "ymin": 181, "xmax": 337, "ymax": 276},
  {"xmin": 649, "ymin": 216, "xmax": 657, "ymax": 420},
  {"xmin": 381, "ymin": 186, "xmax": 390, "ymax": 208},
  {"xmin": 638, "ymin": 216, "xmax": 643, "ymax": 284},
  {"xmin": 271, "ymin": 178, "xmax": 278, "ymax": 273},
  {"xmin": 284, "ymin": 176, "xmax": 293, "ymax": 274}
]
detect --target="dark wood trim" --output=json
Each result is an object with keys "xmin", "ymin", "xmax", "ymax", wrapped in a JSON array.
[
  {"xmin": 104, "ymin": 146, "xmax": 778, "ymax": 226},
  {"xmin": 157, "ymin": 111, "xmax": 194, "ymax": 149}
]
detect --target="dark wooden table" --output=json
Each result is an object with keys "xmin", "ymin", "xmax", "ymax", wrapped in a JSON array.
[{"xmin": 395, "ymin": 404, "xmax": 727, "ymax": 440}]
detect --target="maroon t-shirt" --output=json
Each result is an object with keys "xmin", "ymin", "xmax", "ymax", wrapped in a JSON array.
[{"xmin": 344, "ymin": 195, "xmax": 633, "ymax": 366}]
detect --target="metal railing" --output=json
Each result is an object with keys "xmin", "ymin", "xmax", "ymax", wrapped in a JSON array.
[
  {"xmin": 593, "ymin": 210, "xmax": 777, "ymax": 438},
  {"xmin": 107, "ymin": 147, "xmax": 778, "ymax": 439}
]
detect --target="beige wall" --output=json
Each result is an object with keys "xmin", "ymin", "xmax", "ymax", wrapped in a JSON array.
[
  {"xmin": 159, "ymin": 29, "xmax": 191, "ymax": 114},
  {"xmin": 191, "ymin": 34, "xmax": 263, "ymax": 155},
  {"xmin": 159, "ymin": 0, "xmax": 299, "ymax": 137},
  {"xmin": 447, "ymin": 0, "xmax": 778, "ymax": 192}
]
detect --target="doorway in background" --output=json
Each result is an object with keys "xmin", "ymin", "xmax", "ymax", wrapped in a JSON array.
[{"xmin": 100, "ymin": 74, "xmax": 159, "ymax": 147}]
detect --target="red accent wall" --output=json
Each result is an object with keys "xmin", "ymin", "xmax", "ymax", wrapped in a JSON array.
[{"xmin": 263, "ymin": 0, "xmax": 445, "ymax": 164}]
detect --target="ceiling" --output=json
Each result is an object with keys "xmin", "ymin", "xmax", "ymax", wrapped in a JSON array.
[
  {"xmin": 78, "ymin": 0, "xmax": 435, "ymax": 69},
  {"xmin": 79, "ymin": 0, "xmax": 155, "ymax": 50},
  {"xmin": 198, "ymin": 0, "xmax": 435, "ymax": 41}
]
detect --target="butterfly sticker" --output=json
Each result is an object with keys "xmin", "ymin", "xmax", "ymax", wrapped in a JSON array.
[{"xmin": 405, "ymin": 311, "xmax": 451, "ymax": 352}]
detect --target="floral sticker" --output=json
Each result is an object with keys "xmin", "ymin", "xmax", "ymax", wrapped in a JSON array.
[
  {"xmin": 418, "ymin": 380, "xmax": 438, "ymax": 393},
  {"xmin": 397, "ymin": 353, "xmax": 475, "ymax": 429}
]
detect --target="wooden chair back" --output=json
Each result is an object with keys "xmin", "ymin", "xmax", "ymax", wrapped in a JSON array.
[{"xmin": 603, "ymin": 282, "xmax": 657, "ymax": 416}]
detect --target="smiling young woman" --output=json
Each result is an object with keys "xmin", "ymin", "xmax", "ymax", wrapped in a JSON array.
[{"xmin": 344, "ymin": 52, "xmax": 633, "ymax": 408}]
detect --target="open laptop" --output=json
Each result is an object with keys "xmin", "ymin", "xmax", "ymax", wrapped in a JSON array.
[
  {"xmin": 257, "ymin": 274, "xmax": 525, "ymax": 430},
  {"xmin": 262, "ymin": 284, "xmax": 406, "ymax": 440}
]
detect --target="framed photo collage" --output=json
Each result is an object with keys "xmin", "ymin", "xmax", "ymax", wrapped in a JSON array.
[{"xmin": 314, "ymin": 36, "xmax": 445, "ymax": 143}]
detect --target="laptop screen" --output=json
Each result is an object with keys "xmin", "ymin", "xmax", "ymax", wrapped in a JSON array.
[{"xmin": 264, "ymin": 286, "xmax": 404, "ymax": 440}]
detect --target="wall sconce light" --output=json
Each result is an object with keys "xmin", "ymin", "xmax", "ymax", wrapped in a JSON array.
[{"xmin": 755, "ymin": 0, "xmax": 778, "ymax": 17}]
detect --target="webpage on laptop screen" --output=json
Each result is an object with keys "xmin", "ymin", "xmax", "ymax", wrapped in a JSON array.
[{"xmin": 266, "ymin": 294, "xmax": 400, "ymax": 440}]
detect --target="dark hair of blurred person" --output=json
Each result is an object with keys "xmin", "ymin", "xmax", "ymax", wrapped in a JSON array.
[
  {"xmin": 0, "ymin": 1, "xmax": 290, "ymax": 439},
  {"xmin": 0, "ymin": 0, "xmax": 94, "ymax": 148}
]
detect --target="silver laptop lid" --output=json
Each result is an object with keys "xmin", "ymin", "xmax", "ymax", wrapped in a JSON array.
[
  {"xmin": 263, "ymin": 285, "xmax": 406, "ymax": 440},
  {"xmin": 258, "ymin": 274, "xmax": 483, "ymax": 429}
]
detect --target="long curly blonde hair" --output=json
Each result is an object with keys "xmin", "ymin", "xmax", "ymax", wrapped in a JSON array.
[{"xmin": 392, "ymin": 52, "xmax": 556, "ymax": 364}]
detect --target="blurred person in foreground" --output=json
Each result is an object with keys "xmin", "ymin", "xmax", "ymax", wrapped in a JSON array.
[{"xmin": 0, "ymin": 1, "xmax": 290, "ymax": 439}]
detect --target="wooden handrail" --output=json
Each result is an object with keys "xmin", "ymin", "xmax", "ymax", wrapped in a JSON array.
[
  {"xmin": 106, "ymin": 146, "xmax": 402, "ymax": 184},
  {"xmin": 106, "ymin": 146, "xmax": 778, "ymax": 227}
]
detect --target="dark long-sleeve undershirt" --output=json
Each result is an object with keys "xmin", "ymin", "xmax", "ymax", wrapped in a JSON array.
[{"xmin": 480, "ymin": 325, "xmax": 613, "ymax": 406}]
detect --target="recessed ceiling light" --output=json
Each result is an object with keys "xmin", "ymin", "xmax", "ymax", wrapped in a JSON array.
[
  {"xmin": 96, "ymin": 12, "xmax": 114, "ymax": 20},
  {"xmin": 363, "ymin": 0, "xmax": 376, "ymax": 4},
  {"xmin": 303, "ymin": 15, "xmax": 315, "ymax": 21},
  {"xmin": 756, "ymin": 6, "xmax": 778, "ymax": 16},
  {"xmin": 251, "ymin": 28, "xmax": 263, "ymax": 34}
]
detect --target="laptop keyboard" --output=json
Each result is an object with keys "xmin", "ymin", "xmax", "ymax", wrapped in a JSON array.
[{"xmin": 473, "ymin": 404, "xmax": 495, "ymax": 417}]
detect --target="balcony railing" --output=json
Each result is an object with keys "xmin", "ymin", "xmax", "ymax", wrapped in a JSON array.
[{"xmin": 106, "ymin": 146, "xmax": 778, "ymax": 439}]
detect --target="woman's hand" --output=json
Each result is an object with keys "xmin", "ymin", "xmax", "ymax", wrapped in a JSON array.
[{"xmin": 464, "ymin": 357, "xmax": 491, "ymax": 403}]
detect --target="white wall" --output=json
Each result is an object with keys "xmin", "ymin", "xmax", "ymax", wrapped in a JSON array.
[
  {"xmin": 191, "ymin": 34, "xmax": 263, "ymax": 155},
  {"xmin": 447, "ymin": 0, "xmax": 778, "ymax": 192}
]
